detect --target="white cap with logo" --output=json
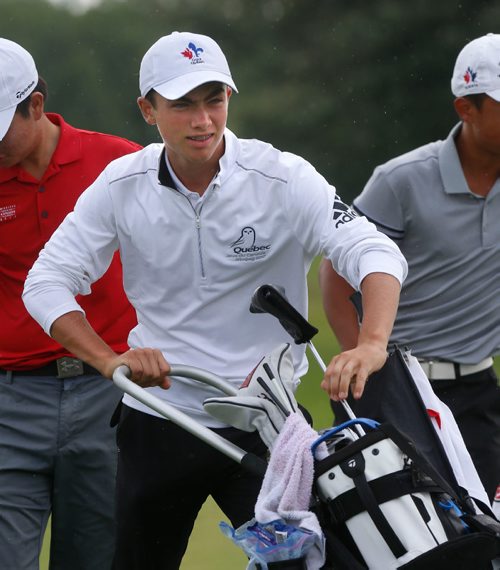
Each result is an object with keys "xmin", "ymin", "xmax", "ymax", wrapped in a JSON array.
[
  {"xmin": 139, "ymin": 31, "xmax": 238, "ymax": 100},
  {"xmin": 451, "ymin": 33, "xmax": 500, "ymax": 101},
  {"xmin": 0, "ymin": 38, "xmax": 38, "ymax": 140}
]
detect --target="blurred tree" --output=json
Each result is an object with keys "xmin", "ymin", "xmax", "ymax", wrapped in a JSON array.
[{"xmin": 0, "ymin": 0, "xmax": 498, "ymax": 199}]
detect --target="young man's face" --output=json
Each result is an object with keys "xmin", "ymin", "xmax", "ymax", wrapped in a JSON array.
[{"xmin": 139, "ymin": 81, "xmax": 231, "ymax": 174}]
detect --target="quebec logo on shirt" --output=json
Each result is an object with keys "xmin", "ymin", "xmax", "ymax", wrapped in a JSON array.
[
  {"xmin": 332, "ymin": 197, "xmax": 357, "ymax": 229},
  {"xmin": 227, "ymin": 226, "xmax": 271, "ymax": 262}
]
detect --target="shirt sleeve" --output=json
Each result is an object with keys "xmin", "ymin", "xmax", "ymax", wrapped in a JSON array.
[
  {"xmin": 353, "ymin": 165, "xmax": 405, "ymax": 241},
  {"xmin": 23, "ymin": 169, "xmax": 119, "ymax": 335},
  {"xmin": 282, "ymin": 158, "xmax": 407, "ymax": 290}
]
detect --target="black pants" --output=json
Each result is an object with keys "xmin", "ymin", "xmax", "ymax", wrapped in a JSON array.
[
  {"xmin": 112, "ymin": 405, "xmax": 267, "ymax": 570},
  {"xmin": 430, "ymin": 367, "xmax": 500, "ymax": 502}
]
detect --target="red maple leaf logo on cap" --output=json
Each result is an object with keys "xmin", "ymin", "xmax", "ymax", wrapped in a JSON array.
[
  {"xmin": 464, "ymin": 67, "xmax": 477, "ymax": 84},
  {"xmin": 181, "ymin": 48, "xmax": 193, "ymax": 59}
]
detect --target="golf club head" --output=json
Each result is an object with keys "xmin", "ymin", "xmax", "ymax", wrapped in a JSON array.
[{"xmin": 249, "ymin": 284, "xmax": 318, "ymax": 344}]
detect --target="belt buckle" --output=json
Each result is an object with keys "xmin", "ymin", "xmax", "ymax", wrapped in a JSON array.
[{"xmin": 56, "ymin": 357, "xmax": 84, "ymax": 379}]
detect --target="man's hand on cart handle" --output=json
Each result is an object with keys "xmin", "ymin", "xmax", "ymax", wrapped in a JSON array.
[
  {"xmin": 48, "ymin": 311, "xmax": 172, "ymax": 390},
  {"xmin": 103, "ymin": 348, "xmax": 171, "ymax": 389}
]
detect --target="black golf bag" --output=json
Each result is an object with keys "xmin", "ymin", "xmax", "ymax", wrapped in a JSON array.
[{"xmin": 317, "ymin": 347, "xmax": 500, "ymax": 569}]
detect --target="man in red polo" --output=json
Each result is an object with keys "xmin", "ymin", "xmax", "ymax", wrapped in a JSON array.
[{"xmin": 0, "ymin": 38, "xmax": 140, "ymax": 569}]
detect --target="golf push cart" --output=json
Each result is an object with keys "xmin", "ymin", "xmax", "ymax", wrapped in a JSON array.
[{"xmin": 113, "ymin": 284, "xmax": 500, "ymax": 569}]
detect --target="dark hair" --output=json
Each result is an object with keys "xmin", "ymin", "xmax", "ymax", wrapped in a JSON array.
[
  {"xmin": 465, "ymin": 93, "xmax": 487, "ymax": 109},
  {"xmin": 145, "ymin": 88, "xmax": 158, "ymax": 108},
  {"xmin": 15, "ymin": 76, "xmax": 48, "ymax": 118}
]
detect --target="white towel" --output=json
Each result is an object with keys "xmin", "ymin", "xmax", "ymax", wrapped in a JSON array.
[
  {"xmin": 254, "ymin": 412, "xmax": 327, "ymax": 569},
  {"xmin": 406, "ymin": 355, "xmax": 490, "ymax": 508}
]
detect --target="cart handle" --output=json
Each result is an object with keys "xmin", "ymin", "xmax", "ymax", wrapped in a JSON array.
[{"xmin": 112, "ymin": 365, "xmax": 267, "ymax": 477}]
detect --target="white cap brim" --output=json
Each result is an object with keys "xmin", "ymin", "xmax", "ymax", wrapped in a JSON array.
[
  {"xmin": 0, "ymin": 105, "xmax": 16, "ymax": 141},
  {"xmin": 153, "ymin": 70, "xmax": 238, "ymax": 100},
  {"xmin": 487, "ymin": 88, "xmax": 500, "ymax": 102}
]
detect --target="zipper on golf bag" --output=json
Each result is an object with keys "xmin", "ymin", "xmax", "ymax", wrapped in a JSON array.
[{"xmin": 312, "ymin": 419, "xmax": 500, "ymax": 570}]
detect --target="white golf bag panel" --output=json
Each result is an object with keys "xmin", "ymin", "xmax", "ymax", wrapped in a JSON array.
[
  {"xmin": 313, "ymin": 419, "xmax": 500, "ymax": 570},
  {"xmin": 316, "ymin": 434, "xmax": 449, "ymax": 569}
]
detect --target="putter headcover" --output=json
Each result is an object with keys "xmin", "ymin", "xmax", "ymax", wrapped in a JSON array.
[{"xmin": 203, "ymin": 343, "xmax": 301, "ymax": 449}]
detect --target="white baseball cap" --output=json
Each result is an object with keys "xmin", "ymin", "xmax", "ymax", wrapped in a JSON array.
[
  {"xmin": 451, "ymin": 33, "xmax": 500, "ymax": 101},
  {"xmin": 0, "ymin": 38, "xmax": 38, "ymax": 140},
  {"xmin": 139, "ymin": 31, "xmax": 238, "ymax": 100}
]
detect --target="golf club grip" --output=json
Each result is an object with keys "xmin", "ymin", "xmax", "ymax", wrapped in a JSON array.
[{"xmin": 250, "ymin": 284, "xmax": 318, "ymax": 344}]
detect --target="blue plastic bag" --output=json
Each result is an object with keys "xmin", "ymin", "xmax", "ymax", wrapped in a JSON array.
[{"xmin": 220, "ymin": 518, "xmax": 316, "ymax": 568}]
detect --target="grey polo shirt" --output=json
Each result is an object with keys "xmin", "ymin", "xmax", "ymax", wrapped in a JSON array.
[{"xmin": 353, "ymin": 123, "xmax": 500, "ymax": 363}]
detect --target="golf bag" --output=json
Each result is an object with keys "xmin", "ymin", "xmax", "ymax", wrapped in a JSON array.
[
  {"xmin": 205, "ymin": 342, "xmax": 500, "ymax": 569},
  {"xmin": 330, "ymin": 345, "xmax": 473, "ymax": 496},
  {"xmin": 312, "ymin": 418, "xmax": 500, "ymax": 569}
]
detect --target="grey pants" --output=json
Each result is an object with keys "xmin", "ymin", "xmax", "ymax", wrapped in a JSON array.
[{"xmin": 0, "ymin": 372, "xmax": 122, "ymax": 570}]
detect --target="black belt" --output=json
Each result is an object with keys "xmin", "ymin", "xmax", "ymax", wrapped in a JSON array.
[{"xmin": 0, "ymin": 357, "xmax": 101, "ymax": 379}]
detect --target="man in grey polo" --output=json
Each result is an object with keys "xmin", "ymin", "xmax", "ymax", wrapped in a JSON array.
[{"xmin": 319, "ymin": 33, "xmax": 500, "ymax": 503}]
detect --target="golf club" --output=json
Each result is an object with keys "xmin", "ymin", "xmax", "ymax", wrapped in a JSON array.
[{"xmin": 249, "ymin": 283, "xmax": 363, "ymax": 434}]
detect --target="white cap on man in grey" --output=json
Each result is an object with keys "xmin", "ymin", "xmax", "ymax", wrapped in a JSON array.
[
  {"xmin": 451, "ymin": 33, "xmax": 500, "ymax": 101},
  {"xmin": 139, "ymin": 31, "xmax": 238, "ymax": 100},
  {"xmin": 0, "ymin": 38, "xmax": 38, "ymax": 140}
]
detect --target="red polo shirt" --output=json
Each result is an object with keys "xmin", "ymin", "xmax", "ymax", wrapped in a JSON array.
[{"xmin": 0, "ymin": 113, "xmax": 141, "ymax": 369}]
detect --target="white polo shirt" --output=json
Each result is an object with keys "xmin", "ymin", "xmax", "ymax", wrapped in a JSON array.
[{"xmin": 24, "ymin": 129, "xmax": 406, "ymax": 425}]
